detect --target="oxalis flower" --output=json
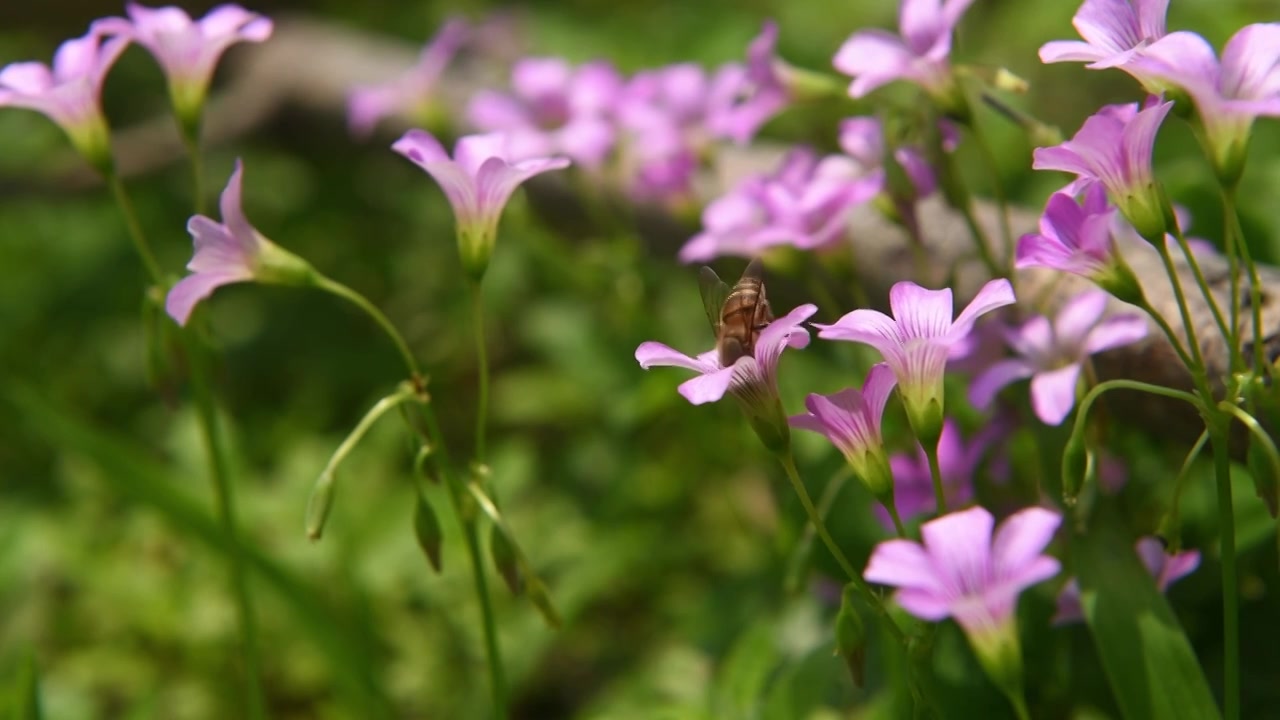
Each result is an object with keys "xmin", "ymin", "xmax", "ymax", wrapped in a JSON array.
[
  {"xmin": 0, "ymin": 28, "xmax": 130, "ymax": 173},
  {"xmin": 1132, "ymin": 24, "xmax": 1280, "ymax": 185},
  {"xmin": 1038, "ymin": 0, "xmax": 1169, "ymax": 76},
  {"xmin": 832, "ymin": 0, "xmax": 975, "ymax": 116},
  {"xmin": 1033, "ymin": 100, "xmax": 1173, "ymax": 242},
  {"xmin": 865, "ymin": 505, "xmax": 1062, "ymax": 705},
  {"xmin": 1053, "ymin": 536, "xmax": 1199, "ymax": 624},
  {"xmin": 971, "ymin": 290, "xmax": 1148, "ymax": 425},
  {"xmin": 636, "ymin": 303, "xmax": 818, "ymax": 455},
  {"xmin": 716, "ymin": 20, "xmax": 794, "ymax": 145},
  {"xmin": 790, "ymin": 364, "xmax": 898, "ymax": 509},
  {"xmin": 94, "ymin": 3, "xmax": 272, "ymax": 133},
  {"xmin": 167, "ymin": 159, "xmax": 317, "ymax": 325},
  {"xmin": 816, "ymin": 279, "xmax": 1015, "ymax": 444},
  {"xmin": 467, "ymin": 56, "xmax": 623, "ymax": 169},
  {"xmin": 347, "ymin": 18, "xmax": 469, "ymax": 138},
  {"xmin": 392, "ymin": 129, "xmax": 570, "ymax": 281}
]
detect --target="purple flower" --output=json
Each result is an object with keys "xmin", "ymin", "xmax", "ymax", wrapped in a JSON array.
[
  {"xmin": 839, "ymin": 116, "xmax": 938, "ymax": 198},
  {"xmin": 790, "ymin": 364, "xmax": 898, "ymax": 501},
  {"xmin": 832, "ymin": 0, "xmax": 974, "ymax": 111},
  {"xmin": 816, "ymin": 279, "xmax": 1016, "ymax": 442},
  {"xmin": 865, "ymin": 505, "xmax": 1061, "ymax": 671},
  {"xmin": 347, "ymin": 18, "xmax": 469, "ymax": 138},
  {"xmin": 1033, "ymin": 100, "xmax": 1172, "ymax": 241},
  {"xmin": 166, "ymin": 159, "xmax": 315, "ymax": 325},
  {"xmin": 883, "ymin": 418, "xmax": 1006, "ymax": 527},
  {"xmin": 637, "ymin": 303, "xmax": 817, "ymax": 453},
  {"xmin": 94, "ymin": 3, "xmax": 271, "ymax": 126},
  {"xmin": 466, "ymin": 57, "xmax": 623, "ymax": 169},
  {"xmin": 716, "ymin": 20, "xmax": 790, "ymax": 145},
  {"xmin": 392, "ymin": 129, "xmax": 570, "ymax": 279},
  {"xmin": 678, "ymin": 147, "xmax": 880, "ymax": 263},
  {"xmin": 0, "ymin": 28, "xmax": 130, "ymax": 171},
  {"xmin": 971, "ymin": 290, "xmax": 1148, "ymax": 425},
  {"xmin": 1132, "ymin": 24, "xmax": 1280, "ymax": 183},
  {"xmin": 1053, "ymin": 536, "xmax": 1200, "ymax": 624},
  {"xmin": 1016, "ymin": 186, "xmax": 1115, "ymax": 278},
  {"xmin": 1038, "ymin": 0, "xmax": 1169, "ymax": 73}
]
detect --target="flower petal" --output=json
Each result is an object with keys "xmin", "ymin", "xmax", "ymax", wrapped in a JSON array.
[
  {"xmin": 635, "ymin": 341, "xmax": 715, "ymax": 373},
  {"xmin": 677, "ymin": 363, "xmax": 738, "ymax": 405},
  {"xmin": 865, "ymin": 538, "xmax": 945, "ymax": 593},
  {"xmin": 921, "ymin": 507, "xmax": 995, "ymax": 597},
  {"xmin": 991, "ymin": 506, "xmax": 1062, "ymax": 579},
  {"xmin": 950, "ymin": 278, "xmax": 1016, "ymax": 341},
  {"xmin": 1083, "ymin": 313, "xmax": 1148, "ymax": 354},
  {"xmin": 165, "ymin": 270, "xmax": 250, "ymax": 325},
  {"xmin": 1030, "ymin": 363, "xmax": 1083, "ymax": 425},
  {"xmin": 1053, "ymin": 290, "xmax": 1110, "ymax": 349},
  {"xmin": 969, "ymin": 358, "xmax": 1036, "ymax": 409},
  {"xmin": 890, "ymin": 282, "xmax": 955, "ymax": 340}
]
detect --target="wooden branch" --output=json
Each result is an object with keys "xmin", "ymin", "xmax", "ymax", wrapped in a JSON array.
[{"xmin": 22, "ymin": 15, "xmax": 1280, "ymax": 443}]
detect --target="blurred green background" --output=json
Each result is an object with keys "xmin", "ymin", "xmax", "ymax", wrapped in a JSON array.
[{"xmin": 2, "ymin": 1, "xmax": 1279, "ymax": 718}]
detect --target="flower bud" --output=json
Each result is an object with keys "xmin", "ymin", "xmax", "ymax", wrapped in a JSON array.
[
  {"xmin": 527, "ymin": 577, "xmax": 562, "ymax": 629},
  {"xmin": 306, "ymin": 470, "xmax": 337, "ymax": 541},
  {"xmin": 1061, "ymin": 432, "xmax": 1090, "ymax": 506},
  {"xmin": 490, "ymin": 525, "xmax": 521, "ymax": 594},
  {"xmin": 413, "ymin": 494, "xmax": 444, "ymax": 572},
  {"xmin": 834, "ymin": 587, "xmax": 867, "ymax": 687}
]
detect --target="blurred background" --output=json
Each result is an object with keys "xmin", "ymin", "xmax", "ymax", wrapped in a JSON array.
[{"xmin": 2, "ymin": 1, "xmax": 1279, "ymax": 718}]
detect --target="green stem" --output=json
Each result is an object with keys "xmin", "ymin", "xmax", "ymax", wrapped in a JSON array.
[
  {"xmin": 471, "ymin": 282, "xmax": 490, "ymax": 464},
  {"xmin": 1208, "ymin": 419, "xmax": 1240, "ymax": 720},
  {"xmin": 953, "ymin": 189, "xmax": 1004, "ymax": 279},
  {"xmin": 1168, "ymin": 224, "xmax": 1232, "ymax": 366},
  {"xmin": 1152, "ymin": 241, "xmax": 1213, "ymax": 394},
  {"xmin": 182, "ymin": 131, "xmax": 207, "ymax": 217},
  {"xmin": 779, "ymin": 454, "xmax": 907, "ymax": 644},
  {"xmin": 1162, "ymin": 429, "xmax": 1209, "ymax": 554},
  {"xmin": 923, "ymin": 442, "xmax": 947, "ymax": 517},
  {"xmin": 1138, "ymin": 296, "xmax": 1198, "ymax": 374},
  {"xmin": 315, "ymin": 277, "xmax": 423, "ymax": 385},
  {"xmin": 886, "ymin": 501, "xmax": 908, "ymax": 538},
  {"xmin": 1221, "ymin": 186, "xmax": 1266, "ymax": 374},
  {"xmin": 184, "ymin": 329, "xmax": 266, "ymax": 720},
  {"xmin": 463, "ymin": 512, "xmax": 508, "ymax": 717},
  {"xmin": 107, "ymin": 172, "xmax": 164, "ymax": 284},
  {"xmin": 968, "ymin": 123, "xmax": 1014, "ymax": 267}
]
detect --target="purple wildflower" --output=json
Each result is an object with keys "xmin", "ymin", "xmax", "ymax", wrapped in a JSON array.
[
  {"xmin": 865, "ymin": 505, "xmax": 1061, "ymax": 694},
  {"xmin": 832, "ymin": 0, "xmax": 975, "ymax": 112},
  {"xmin": 882, "ymin": 418, "xmax": 1006, "ymax": 527},
  {"xmin": 678, "ymin": 147, "xmax": 880, "ymax": 263},
  {"xmin": 0, "ymin": 28, "xmax": 130, "ymax": 172},
  {"xmin": 1054, "ymin": 536, "xmax": 1200, "ymax": 624},
  {"xmin": 790, "ymin": 364, "xmax": 898, "ymax": 503},
  {"xmin": 94, "ymin": 3, "xmax": 271, "ymax": 127},
  {"xmin": 816, "ymin": 279, "xmax": 1016, "ymax": 442},
  {"xmin": 717, "ymin": 20, "xmax": 790, "ymax": 145},
  {"xmin": 347, "ymin": 18, "xmax": 469, "ymax": 138},
  {"xmin": 1033, "ymin": 100, "xmax": 1172, "ymax": 241},
  {"xmin": 1038, "ymin": 0, "xmax": 1169, "ymax": 75},
  {"xmin": 971, "ymin": 290, "xmax": 1148, "ymax": 425},
  {"xmin": 392, "ymin": 129, "xmax": 570, "ymax": 279},
  {"xmin": 166, "ymin": 159, "xmax": 315, "ymax": 325},
  {"xmin": 1132, "ymin": 24, "xmax": 1280, "ymax": 183},
  {"xmin": 466, "ymin": 57, "xmax": 623, "ymax": 169}
]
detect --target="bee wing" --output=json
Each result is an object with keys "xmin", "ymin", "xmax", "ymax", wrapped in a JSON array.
[{"xmin": 697, "ymin": 266, "xmax": 731, "ymax": 336}]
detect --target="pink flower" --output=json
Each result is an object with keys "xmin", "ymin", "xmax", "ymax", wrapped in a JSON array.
[
  {"xmin": 94, "ymin": 3, "xmax": 272, "ymax": 125},
  {"xmin": 971, "ymin": 290, "xmax": 1148, "ymax": 425},
  {"xmin": 1053, "ymin": 536, "xmax": 1200, "ymax": 624},
  {"xmin": 1033, "ymin": 100, "xmax": 1172, "ymax": 241},
  {"xmin": 865, "ymin": 505, "xmax": 1062, "ymax": 651},
  {"xmin": 466, "ymin": 57, "xmax": 623, "ymax": 168},
  {"xmin": 816, "ymin": 279, "xmax": 1015, "ymax": 442},
  {"xmin": 167, "ymin": 159, "xmax": 315, "ymax": 325},
  {"xmin": 833, "ymin": 0, "xmax": 974, "ymax": 110},
  {"xmin": 1132, "ymin": 24, "xmax": 1280, "ymax": 183},
  {"xmin": 883, "ymin": 419, "xmax": 1006, "ymax": 527},
  {"xmin": 392, "ymin": 129, "xmax": 570, "ymax": 279},
  {"xmin": 678, "ymin": 147, "xmax": 880, "ymax": 262},
  {"xmin": 347, "ymin": 18, "xmax": 469, "ymax": 138},
  {"xmin": 0, "ymin": 28, "xmax": 130, "ymax": 171},
  {"xmin": 839, "ymin": 116, "xmax": 939, "ymax": 198},
  {"xmin": 1038, "ymin": 0, "xmax": 1169, "ymax": 75},
  {"xmin": 1016, "ymin": 186, "xmax": 1115, "ymax": 278},
  {"xmin": 790, "ymin": 364, "xmax": 898, "ymax": 501},
  {"xmin": 716, "ymin": 20, "xmax": 791, "ymax": 145}
]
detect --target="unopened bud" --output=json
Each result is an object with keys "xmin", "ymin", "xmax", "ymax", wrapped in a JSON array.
[
  {"xmin": 834, "ymin": 588, "xmax": 867, "ymax": 687},
  {"xmin": 306, "ymin": 471, "xmax": 337, "ymax": 541},
  {"xmin": 1061, "ymin": 433, "xmax": 1090, "ymax": 506},
  {"xmin": 993, "ymin": 68, "xmax": 1028, "ymax": 94},
  {"xmin": 527, "ymin": 577, "xmax": 562, "ymax": 629},
  {"xmin": 413, "ymin": 444, "xmax": 439, "ymax": 484},
  {"xmin": 1247, "ymin": 440, "xmax": 1279, "ymax": 518},
  {"xmin": 490, "ymin": 526, "xmax": 522, "ymax": 594},
  {"xmin": 413, "ymin": 494, "xmax": 444, "ymax": 572}
]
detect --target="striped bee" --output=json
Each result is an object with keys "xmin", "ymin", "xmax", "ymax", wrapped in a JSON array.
[{"xmin": 699, "ymin": 258, "xmax": 774, "ymax": 367}]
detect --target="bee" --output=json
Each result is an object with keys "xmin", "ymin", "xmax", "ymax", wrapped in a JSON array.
[{"xmin": 699, "ymin": 258, "xmax": 774, "ymax": 366}]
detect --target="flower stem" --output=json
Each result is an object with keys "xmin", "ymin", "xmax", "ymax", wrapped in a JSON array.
[
  {"xmin": 923, "ymin": 442, "xmax": 947, "ymax": 517},
  {"xmin": 779, "ymin": 453, "xmax": 907, "ymax": 645},
  {"xmin": 471, "ymin": 282, "xmax": 490, "ymax": 463},
  {"xmin": 967, "ymin": 123, "xmax": 1014, "ymax": 267},
  {"xmin": 1208, "ymin": 418, "xmax": 1240, "ymax": 720},
  {"xmin": 107, "ymin": 172, "xmax": 164, "ymax": 284},
  {"xmin": 180, "ymin": 130, "xmax": 207, "ymax": 217},
  {"xmin": 1168, "ymin": 224, "xmax": 1232, "ymax": 364},
  {"xmin": 954, "ymin": 190, "xmax": 1004, "ymax": 279},
  {"xmin": 315, "ymin": 277, "xmax": 423, "ymax": 386},
  {"xmin": 184, "ymin": 328, "xmax": 266, "ymax": 720},
  {"xmin": 1221, "ymin": 186, "xmax": 1266, "ymax": 374},
  {"xmin": 1151, "ymin": 241, "xmax": 1214, "ymax": 397}
]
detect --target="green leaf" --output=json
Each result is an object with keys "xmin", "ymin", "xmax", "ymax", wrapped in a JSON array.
[
  {"xmin": 712, "ymin": 621, "xmax": 781, "ymax": 720},
  {"xmin": 1072, "ymin": 506, "xmax": 1220, "ymax": 720}
]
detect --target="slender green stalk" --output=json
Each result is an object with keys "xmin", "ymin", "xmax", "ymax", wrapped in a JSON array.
[
  {"xmin": 1168, "ymin": 225, "xmax": 1232, "ymax": 363},
  {"xmin": 1138, "ymin": 296, "xmax": 1198, "ymax": 373},
  {"xmin": 923, "ymin": 442, "xmax": 947, "ymax": 517},
  {"xmin": 953, "ymin": 189, "xmax": 1004, "ymax": 278},
  {"xmin": 181, "ymin": 132, "xmax": 207, "ymax": 216},
  {"xmin": 1152, "ymin": 242, "xmax": 1212, "ymax": 391},
  {"xmin": 471, "ymin": 282, "xmax": 490, "ymax": 463},
  {"xmin": 967, "ymin": 123, "xmax": 1014, "ymax": 266},
  {"xmin": 886, "ymin": 501, "xmax": 908, "ymax": 538},
  {"xmin": 1208, "ymin": 420, "xmax": 1240, "ymax": 720},
  {"xmin": 315, "ymin": 277, "xmax": 423, "ymax": 384},
  {"xmin": 779, "ymin": 454, "xmax": 907, "ymax": 645},
  {"xmin": 1161, "ymin": 429, "xmax": 1209, "ymax": 554},
  {"xmin": 1221, "ymin": 402, "xmax": 1280, "ymax": 480},
  {"xmin": 107, "ymin": 173, "xmax": 164, "ymax": 284},
  {"xmin": 185, "ymin": 330, "xmax": 267, "ymax": 720},
  {"xmin": 463, "ymin": 511, "xmax": 508, "ymax": 717},
  {"xmin": 1222, "ymin": 186, "xmax": 1266, "ymax": 373}
]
